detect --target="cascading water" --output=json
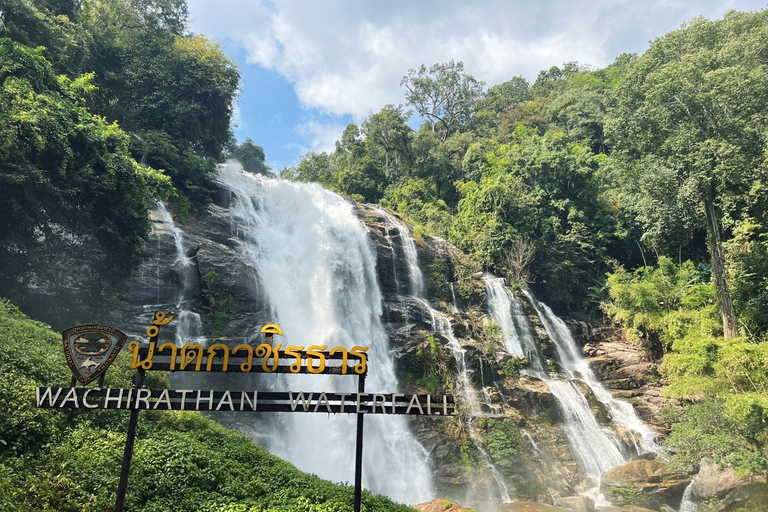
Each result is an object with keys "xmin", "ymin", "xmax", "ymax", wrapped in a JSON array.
[
  {"xmin": 216, "ymin": 164, "xmax": 432, "ymax": 504},
  {"xmin": 484, "ymin": 277, "xmax": 546, "ymax": 376},
  {"xmin": 372, "ymin": 207, "xmax": 511, "ymax": 503},
  {"xmin": 155, "ymin": 202, "xmax": 203, "ymax": 345},
  {"xmin": 678, "ymin": 480, "xmax": 695, "ymax": 512},
  {"xmin": 484, "ymin": 276, "xmax": 626, "ymax": 483},
  {"xmin": 523, "ymin": 291, "xmax": 658, "ymax": 455}
]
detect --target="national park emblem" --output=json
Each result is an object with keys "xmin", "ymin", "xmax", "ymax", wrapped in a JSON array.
[{"xmin": 62, "ymin": 325, "xmax": 127, "ymax": 385}]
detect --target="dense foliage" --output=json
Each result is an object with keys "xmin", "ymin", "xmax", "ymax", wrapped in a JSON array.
[
  {"xmin": 0, "ymin": 299, "xmax": 412, "ymax": 512},
  {"xmin": 279, "ymin": 9, "xmax": 768, "ymax": 474},
  {"xmin": 0, "ymin": 0, "xmax": 239, "ymax": 326}
]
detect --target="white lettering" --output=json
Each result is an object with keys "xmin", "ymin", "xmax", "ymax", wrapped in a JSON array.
[
  {"xmin": 36, "ymin": 387, "xmax": 63, "ymax": 407},
  {"xmin": 443, "ymin": 394, "xmax": 448, "ymax": 416},
  {"xmin": 406, "ymin": 394, "xmax": 423, "ymax": 415},
  {"xmin": 337, "ymin": 392, "xmax": 350, "ymax": 413},
  {"xmin": 391, "ymin": 393, "xmax": 403, "ymax": 414},
  {"xmin": 60, "ymin": 387, "xmax": 79, "ymax": 408},
  {"xmin": 356, "ymin": 393, "xmax": 369, "ymax": 414},
  {"xmin": 177, "ymin": 389, "xmax": 193, "ymax": 410},
  {"xmin": 216, "ymin": 391, "xmax": 234, "ymax": 411},
  {"xmin": 427, "ymin": 394, "xmax": 431, "ymax": 415},
  {"xmin": 82, "ymin": 388, "xmax": 99, "ymax": 409},
  {"xmin": 153, "ymin": 389, "xmax": 172, "ymax": 410},
  {"xmin": 289, "ymin": 392, "xmax": 314, "ymax": 411},
  {"xmin": 104, "ymin": 388, "xmax": 124, "ymax": 408},
  {"xmin": 240, "ymin": 391, "xmax": 257, "ymax": 411},
  {"xmin": 135, "ymin": 389, "xmax": 151, "ymax": 409},
  {"xmin": 196, "ymin": 390, "xmax": 215, "ymax": 410},
  {"xmin": 371, "ymin": 394, "xmax": 386, "ymax": 414},
  {"xmin": 313, "ymin": 392, "xmax": 332, "ymax": 413}
]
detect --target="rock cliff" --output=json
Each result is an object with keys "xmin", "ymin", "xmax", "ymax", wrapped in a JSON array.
[{"xmin": 112, "ymin": 194, "xmax": 683, "ymax": 512}]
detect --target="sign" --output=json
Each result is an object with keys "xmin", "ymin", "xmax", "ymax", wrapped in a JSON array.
[
  {"xmin": 38, "ymin": 311, "xmax": 455, "ymax": 512},
  {"xmin": 62, "ymin": 325, "xmax": 127, "ymax": 385},
  {"xmin": 36, "ymin": 388, "xmax": 454, "ymax": 414}
]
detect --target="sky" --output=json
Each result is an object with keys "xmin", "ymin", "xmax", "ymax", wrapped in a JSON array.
[{"xmin": 185, "ymin": 0, "xmax": 767, "ymax": 172}]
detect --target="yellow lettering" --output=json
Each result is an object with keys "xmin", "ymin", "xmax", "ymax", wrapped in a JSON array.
[
  {"xmin": 232, "ymin": 344, "xmax": 253, "ymax": 372},
  {"xmin": 350, "ymin": 346, "xmax": 368, "ymax": 375},
  {"xmin": 256, "ymin": 343, "xmax": 281, "ymax": 372},
  {"xmin": 306, "ymin": 345, "xmax": 327, "ymax": 373},
  {"xmin": 206, "ymin": 343, "xmax": 230, "ymax": 371},
  {"xmin": 285, "ymin": 345, "xmax": 305, "ymax": 373},
  {"xmin": 129, "ymin": 340, "xmax": 154, "ymax": 370},
  {"xmin": 330, "ymin": 346, "xmax": 348, "ymax": 374},
  {"xmin": 180, "ymin": 343, "xmax": 204, "ymax": 371}
]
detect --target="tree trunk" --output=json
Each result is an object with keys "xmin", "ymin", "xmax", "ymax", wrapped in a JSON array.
[{"xmin": 704, "ymin": 198, "xmax": 738, "ymax": 339}]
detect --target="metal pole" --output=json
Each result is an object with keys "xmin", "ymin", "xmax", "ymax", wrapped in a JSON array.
[
  {"xmin": 353, "ymin": 372, "xmax": 365, "ymax": 512},
  {"xmin": 114, "ymin": 368, "xmax": 145, "ymax": 512}
]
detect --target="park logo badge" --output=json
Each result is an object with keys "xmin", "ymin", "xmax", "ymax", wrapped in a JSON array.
[{"xmin": 62, "ymin": 325, "xmax": 127, "ymax": 384}]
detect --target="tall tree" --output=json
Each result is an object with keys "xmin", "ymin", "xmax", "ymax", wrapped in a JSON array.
[
  {"xmin": 607, "ymin": 10, "xmax": 768, "ymax": 338},
  {"xmin": 401, "ymin": 60, "xmax": 484, "ymax": 142}
]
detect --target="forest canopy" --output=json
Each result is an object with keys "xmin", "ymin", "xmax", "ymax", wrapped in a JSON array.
[{"xmin": 0, "ymin": 0, "xmax": 241, "ymax": 323}]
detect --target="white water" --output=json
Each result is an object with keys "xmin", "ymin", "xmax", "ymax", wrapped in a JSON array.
[
  {"xmin": 484, "ymin": 277, "xmax": 547, "ymax": 376},
  {"xmin": 484, "ymin": 277, "xmax": 625, "ymax": 483},
  {"xmin": 523, "ymin": 291, "xmax": 658, "ymax": 455},
  {"xmin": 217, "ymin": 164, "xmax": 432, "ymax": 504},
  {"xmin": 372, "ymin": 207, "xmax": 511, "ymax": 503},
  {"xmin": 155, "ymin": 202, "xmax": 203, "ymax": 345},
  {"xmin": 679, "ymin": 480, "xmax": 696, "ymax": 512},
  {"xmin": 369, "ymin": 205, "xmax": 424, "ymax": 297}
]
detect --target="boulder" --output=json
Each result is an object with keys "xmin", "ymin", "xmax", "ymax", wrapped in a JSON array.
[
  {"xmin": 412, "ymin": 499, "xmax": 473, "ymax": 512},
  {"xmin": 601, "ymin": 455, "xmax": 690, "ymax": 510},
  {"xmin": 700, "ymin": 482, "xmax": 768, "ymax": 512},
  {"xmin": 554, "ymin": 495, "xmax": 594, "ymax": 511},
  {"xmin": 692, "ymin": 461, "xmax": 754, "ymax": 500}
]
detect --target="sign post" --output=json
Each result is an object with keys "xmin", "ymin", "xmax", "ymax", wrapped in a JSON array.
[{"xmin": 38, "ymin": 311, "xmax": 455, "ymax": 512}]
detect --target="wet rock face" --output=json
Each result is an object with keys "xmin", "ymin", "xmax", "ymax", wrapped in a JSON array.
[{"xmin": 600, "ymin": 455, "xmax": 690, "ymax": 511}]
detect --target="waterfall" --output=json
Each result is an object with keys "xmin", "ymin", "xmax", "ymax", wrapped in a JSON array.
[
  {"xmin": 678, "ymin": 480, "xmax": 696, "ymax": 512},
  {"xmin": 372, "ymin": 207, "xmax": 511, "ymax": 503},
  {"xmin": 368, "ymin": 204, "xmax": 424, "ymax": 297},
  {"xmin": 155, "ymin": 202, "xmax": 203, "ymax": 345},
  {"xmin": 484, "ymin": 277, "xmax": 547, "ymax": 376},
  {"xmin": 217, "ymin": 164, "xmax": 432, "ymax": 504},
  {"xmin": 523, "ymin": 291, "xmax": 658, "ymax": 454},
  {"xmin": 484, "ymin": 277, "xmax": 625, "ymax": 483}
]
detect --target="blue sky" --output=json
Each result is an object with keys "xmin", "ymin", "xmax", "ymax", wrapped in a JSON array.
[{"xmin": 186, "ymin": 0, "xmax": 767, "ymax": 173}]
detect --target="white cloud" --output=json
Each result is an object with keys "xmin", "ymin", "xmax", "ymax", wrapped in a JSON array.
[
  {"xmin": 292, "ymin": 121, "xmax": 346, "ymax": 155},
  {"xmin": 188, "ymin": 0, "xmax": 766, "ymax": 118}
]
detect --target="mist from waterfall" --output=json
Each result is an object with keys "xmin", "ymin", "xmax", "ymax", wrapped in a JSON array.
[
  {"xmin": 523, "ymin": 291, "xmax": 658, "ymax": 454},
  {"xmin": 155, "ymin": 202, "xmax": 203, "ymax": 345},
  {"xmin": 484, "ymin": 276, "xmax": 626, "ymax": 482},
  {"xmin": 372, "ymin": 207, "xmax": 511, "ymax": 503},
  {"xmin": 216, "ymin": 164, "xmax": 433, "ymax": 505}
]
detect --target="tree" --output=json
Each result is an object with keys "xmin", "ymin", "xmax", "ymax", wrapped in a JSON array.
[
  {"xmin": 607, "ymin": 10, "xmax": 768, "ymax": 338},
  {"xmin": 401, "ymin": 60, "xmax": 484, "ymax": 142},
  {"xmin": 0, "ymin": 39, "xmax": 169, "ymax": 324},
  {"xmin": 361, "ymin": 104, "xmax": 413, "ymax": 182},
  {"xmin": 228, "ymin": 137, "xmax": 272, "ymax": 176}
]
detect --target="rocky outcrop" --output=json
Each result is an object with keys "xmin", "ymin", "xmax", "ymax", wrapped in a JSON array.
[
  {"xmin": 413, "ymin": 499, "xmax": 474, "ymax": 512},
  {"xmin": 115, "ymin": 198, "xmax": 676, "ymax": 512},
  {"xmin": 600, "ymin": 454, "xmax": 690, "ymax": 510}
]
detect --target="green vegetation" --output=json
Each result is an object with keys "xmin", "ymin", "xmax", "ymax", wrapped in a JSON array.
[
  {"xmin": 0, "ymin": 299, "xmax": 412, "ymax": 511},
  {"xmin": 604, "ymin": 257, "xmax": 768, "ymax": 473},
  {"xmin": 0, "ymin": 0, "xmax": 240, "ymax": 327},
  {"xmin": 278, "ymin": 8, "xmax": 768, "ymax": 474}
]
